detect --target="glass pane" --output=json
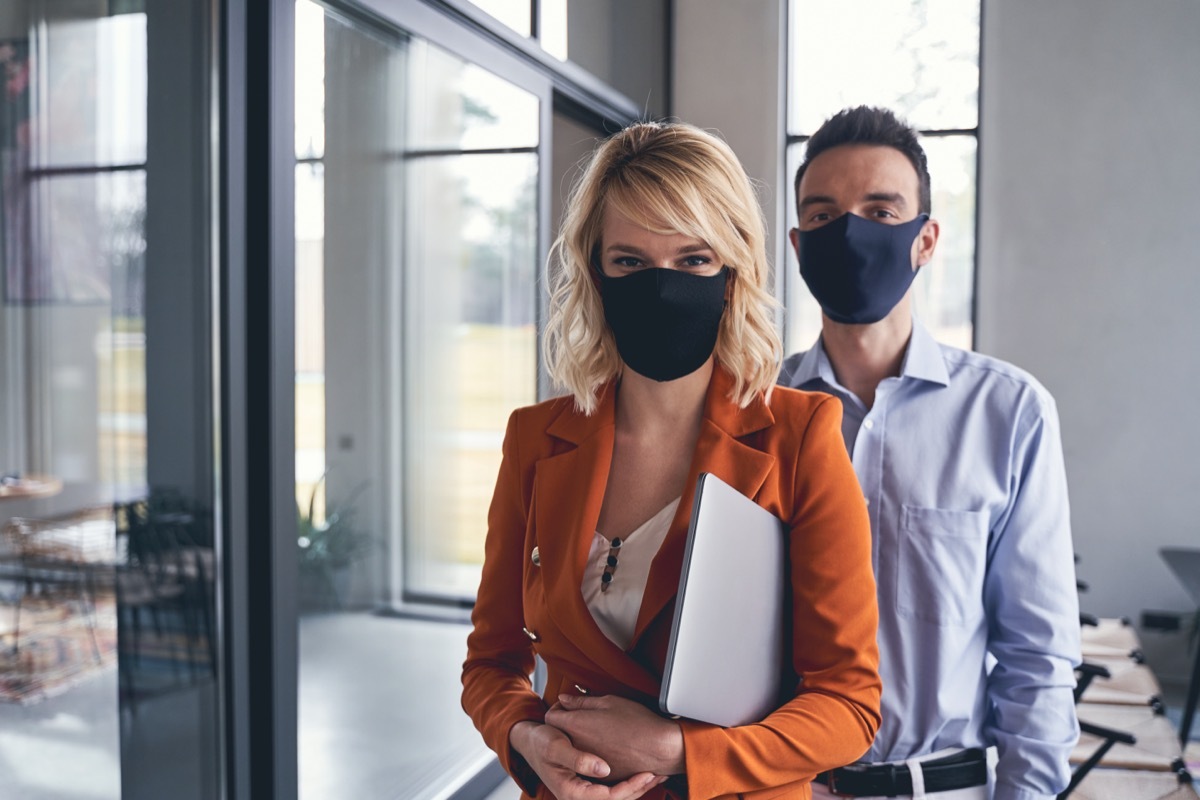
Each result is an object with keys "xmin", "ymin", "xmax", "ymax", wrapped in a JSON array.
[
  {"xmin": 783, "ymin": 136, "xmax": 976, "ymax": 353},
  {"xmin": 915, "ymin": 136, "xmax": 976, "ymax": 349},
  {"xmin": 407, "ymin": 40, "xmax": 539, "ymax": 151},
  {"xmin": 39, "ymin": 14, "xmax": 148, "ymax": 166},
  {"xmin": 1, "ymin": 4, "xmax": 219, "ymax": 799},
  {"xmin": 540, "ymin": 0, "xmax": 569, "ymax": 61},
  {"xmin": 403, "ymin": 152, "xmax": 538, "ymax": 600},
  {"xmin": 6, "ymin": 171, "xmax": 143, "ymax": 305},
  {"xmin": 790, "ymin": 0, "xmax": 979, "ymax": 134},
  {"xmin": 295, "ymin": 0, "xmax": 326, "ymax": 160},
  {"xmin": 295, "ymin": 4, "xmax": 539, "ymax": 797},
  {"xmin": 466, "ymin": 0, "xmax": 532, "ymax": 37}
]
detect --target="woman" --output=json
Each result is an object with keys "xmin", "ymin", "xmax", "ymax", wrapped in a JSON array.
[{"xmin": 461, "ymin": 122, "xmax": 880, "ymax": 800}]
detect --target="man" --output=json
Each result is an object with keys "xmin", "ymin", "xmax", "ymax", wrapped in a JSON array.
[{"xmin": 780, "ymin": 106, "xmax": 1081, "ymax": 800}]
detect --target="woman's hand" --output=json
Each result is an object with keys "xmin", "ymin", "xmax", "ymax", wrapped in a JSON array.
[
  {"xmin": 544, "ymin": 694, "xmax": 685, "ymax": 781},
  {"xmin": 510, "ymin": 720, "xmax": 667, "ymax": 800}
]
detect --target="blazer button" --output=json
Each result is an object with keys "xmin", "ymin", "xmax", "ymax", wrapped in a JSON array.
[
  {"xmin": 523, "ymin": 627, "xmax": 539, "ymax": 642},
  {"xmin": 531, "ymin": 546, "xmax": 540, "ymax": 566},
  {"xmin": 573, "ymin": 684, "xmax": 589, "ymax": 695}
]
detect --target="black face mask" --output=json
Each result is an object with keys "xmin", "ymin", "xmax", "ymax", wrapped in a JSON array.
[
  {"xmin": 598, "ymin": 266, "xmax": 729, "ymax": 382},
  {"xmin": 797, "ymin": 212, "xmax": 929, "ymax": 325}
]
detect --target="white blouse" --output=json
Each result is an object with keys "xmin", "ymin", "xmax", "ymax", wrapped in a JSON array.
[{"xmin": 580, "ymin": 497, "xmax": 681, "ymax": 650}]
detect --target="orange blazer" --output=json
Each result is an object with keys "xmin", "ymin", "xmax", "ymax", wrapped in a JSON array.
[{"xmin": 462, "ymin": 366, "xmax": 880, "ymax": 800}]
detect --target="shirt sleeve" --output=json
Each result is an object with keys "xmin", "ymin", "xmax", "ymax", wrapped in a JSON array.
[
  {"xmin": 984, "ymin": 390, "xmax": 1081, "ymax": 800},
  {"xmin": 460, "ymin": 409, "xmax": 547, "ymax": 795},
  {"xmin": 679, "ymin": 396, "xmax": 883, "ymax": 799}
]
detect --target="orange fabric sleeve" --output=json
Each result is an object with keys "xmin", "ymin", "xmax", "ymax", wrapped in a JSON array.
[{"xmin": 461, "ymin": 409, "xmax": 547, "ymax": 795}]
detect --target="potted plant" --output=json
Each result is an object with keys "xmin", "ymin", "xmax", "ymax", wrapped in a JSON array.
[{"xmin": 297, "ymin": 471, "xmax": 371, "ymax": 610}]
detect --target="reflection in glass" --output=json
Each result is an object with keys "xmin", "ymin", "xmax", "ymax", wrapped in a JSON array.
[
  {"xmin": 40, "ymin": 14, "xmax": 147, "ymax": 167},
  {"xmin": 783, "ymin": 136, "xmax": 976, "ymax": 352},
  {"xmin": 790, "ymin": 0, "xmax": 979, "ymax": 133},
  {"xmin": 1, "ymin": 2, "xmax": 218, "ymax": 798}
]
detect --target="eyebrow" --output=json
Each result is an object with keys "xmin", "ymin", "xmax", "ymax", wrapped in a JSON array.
[
  {"xmin": 798, "ymin": 191, "xmax": 909, "ymax": 210},
  {"xmin": 605, "ymin": 242, "xmax": 713, "ymax": 256},
  {"xmin": 865, "ymin": 192, "xmax": 907, "ymax": 208}
]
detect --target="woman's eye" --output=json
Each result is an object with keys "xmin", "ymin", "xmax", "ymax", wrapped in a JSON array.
[
  {"xmin": 682, "ymin": 255, "xmax": 712, "ymax": 267},
  {"xmin": 613, "ymin": 256, "xmax": 643, "ymax": 268}
]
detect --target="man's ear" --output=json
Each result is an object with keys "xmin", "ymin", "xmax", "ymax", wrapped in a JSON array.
[
  {"xmin": 914, "ymin": 217, "xmax": 940, "ymax": 268},
  {"xmin": 788, "ymin": 227, "xmax": 801, "ymax": 257}
]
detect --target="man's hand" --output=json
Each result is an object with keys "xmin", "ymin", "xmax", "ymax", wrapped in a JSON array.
[
  {"xmin": 544, "ymin": 694, "xmax": 685, "ymax": 781},
  {"xmin": 509, "ymin": 720, "xmax": 667, "ymax": 800}
]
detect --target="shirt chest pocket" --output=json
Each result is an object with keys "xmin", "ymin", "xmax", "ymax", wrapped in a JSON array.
[{"xmin": 897, "ymin": 505, "xmax": 989, "ymax": 626}]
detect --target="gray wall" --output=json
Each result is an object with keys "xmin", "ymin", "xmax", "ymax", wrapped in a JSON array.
[
  {"xmin": 977, "ymin": 0, "xmax": 1200, "ymax": 682},
  {"xmin": 672, "ymin": 0, "xmax": 787, "ymax": 300},
  {"xmin": 567, "ymin": 0, "xmax": 669, "ymax": 119}
]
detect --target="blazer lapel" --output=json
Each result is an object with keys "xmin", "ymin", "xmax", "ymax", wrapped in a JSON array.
[
  {"xmin": 534, "ymin": 384, "xmax": 662, "ymax": 694},
  {"xmin": 630, "ymin": 367, "xmax": 777, "ymax": 649}
]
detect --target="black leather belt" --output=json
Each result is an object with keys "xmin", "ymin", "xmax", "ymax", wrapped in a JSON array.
[{"xmin": 815, "ymin": 748, "xmax": 988, "ymax": 797}]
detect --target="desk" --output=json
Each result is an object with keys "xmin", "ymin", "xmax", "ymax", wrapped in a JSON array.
[{"xmin": 1160, "ymin": 546, "xmax": 1200, "ymax": 747}]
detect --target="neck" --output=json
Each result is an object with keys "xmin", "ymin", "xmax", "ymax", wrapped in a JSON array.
[
  {"xmin": 820, "ymin": 299, "xmax": 913, "ymax": 409},
  {"xmin": 615, "ymin": 358, "xmax": 713, "ymax": 436}
]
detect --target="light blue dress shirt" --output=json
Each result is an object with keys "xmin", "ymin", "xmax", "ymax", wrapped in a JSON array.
[{"xmin": 780, "ymin": 318, "xmax": 1081, "ymax": 800}]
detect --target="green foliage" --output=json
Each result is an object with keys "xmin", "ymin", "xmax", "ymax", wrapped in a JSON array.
[{"xmin": 297, "ymin": 471, "xmax": 371, "ymax": 570}]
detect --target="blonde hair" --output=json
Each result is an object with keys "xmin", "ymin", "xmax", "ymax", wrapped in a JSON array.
[{"xmin": 544, "ymin": 122, "xmax": 782, "ymax": 415}]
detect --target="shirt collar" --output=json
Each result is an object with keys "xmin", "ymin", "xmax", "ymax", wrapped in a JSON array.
[
  {"xmin": 793, "ymin": 315, "xmax": 951, "ymax": 389},
  {"xmin": 899, "ymin": 316, "xmax": 951, "ymax": 387}
]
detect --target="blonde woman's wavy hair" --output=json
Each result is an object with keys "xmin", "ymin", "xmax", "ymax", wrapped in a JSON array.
[{"xmin": 544, "ymin": 121, "xmax": 782, "ymax": 415}]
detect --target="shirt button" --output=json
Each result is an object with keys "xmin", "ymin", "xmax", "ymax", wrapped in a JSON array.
[
  {"xmin": 863, "ymin": 419, "xmax": 875, "ymax": 430},
  {"xmin": 864, "ymin": 497, "xmax": 870, "ymax": 507}
]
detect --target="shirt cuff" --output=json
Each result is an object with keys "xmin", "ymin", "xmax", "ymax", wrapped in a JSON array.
[{"xmin": 992, "ymin": 780, "xmax": 1057, "ymax": 800}]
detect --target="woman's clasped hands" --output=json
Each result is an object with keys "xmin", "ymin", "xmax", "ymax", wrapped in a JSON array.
[{"xmin": 511, "ymin": 693, "xmax": 685, "ymax": 800}]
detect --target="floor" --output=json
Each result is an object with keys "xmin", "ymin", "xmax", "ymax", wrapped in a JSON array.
[
  {"xmin": 0, "ymin": 610, "xmax": 495, "ymax": 800},
  {"xmin": 297, "ymin": 611, "xmax": 492, "ymax": 800}
]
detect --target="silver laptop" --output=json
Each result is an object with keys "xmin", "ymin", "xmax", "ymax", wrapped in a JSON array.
[{"xmin": 659, "ymin": 472, "xmax": 787, "ymax": 727}]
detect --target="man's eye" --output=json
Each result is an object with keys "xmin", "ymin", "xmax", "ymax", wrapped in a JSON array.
[
  {"xmin": 808, "ymin": 212, "xmax": 832, "ymax": 223},
  {"xmin": 872, "ymin": 209, "xmax": 897, "ymax": 219}
]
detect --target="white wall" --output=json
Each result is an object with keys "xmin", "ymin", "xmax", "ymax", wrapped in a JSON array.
[
  {"xmin": 672, "ymin": 0, "xmax": 787, "ymax": 297},
  {"xmin": 977, "ymin": 0, "xmax": 1200, "ymax": 681}
]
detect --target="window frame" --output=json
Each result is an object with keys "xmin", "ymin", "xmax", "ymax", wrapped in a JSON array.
[{"xmin": 782, "ymin": 0, "xmax": 984, "ymax": 351}]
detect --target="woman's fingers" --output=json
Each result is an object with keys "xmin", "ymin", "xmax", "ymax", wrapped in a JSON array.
[
  {"xmin": 554, "ymin": 771, "xmax": 666, "ymax": 800},
  {"xmin": 544, "ymin": 732, "xmax": 610, "ymax": 779}
]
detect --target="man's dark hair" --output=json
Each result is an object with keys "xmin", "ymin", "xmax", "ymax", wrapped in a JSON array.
[{"xmin": 793, "ymin": 106, "xmax": 931, "ymax": 215}]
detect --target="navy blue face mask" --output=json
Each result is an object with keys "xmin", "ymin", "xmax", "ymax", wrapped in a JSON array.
[
  {"xmin": 598, "ymin": 266, "xmax": 729, "ymax": 382},
  {"xmin": 797, "ymin": 212, "xmax": 929, "ymax": 325}
]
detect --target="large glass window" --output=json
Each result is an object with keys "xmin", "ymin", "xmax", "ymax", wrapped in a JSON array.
[
  {"xmin": 0, "ymin": 2, "xmax": 219, "ymax": 798},
  {"xmin": 294, "ymin": 2, "xmax": 541, "ymax": 796},
  {"xmin": 785, "ymin": 0, "xmax": 980, "ymax": 350}
]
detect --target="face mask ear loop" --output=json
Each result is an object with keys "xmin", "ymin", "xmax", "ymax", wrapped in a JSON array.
[{"xmin": 722, "ymin": 267, "xmax": 733, "ymax": 310}]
